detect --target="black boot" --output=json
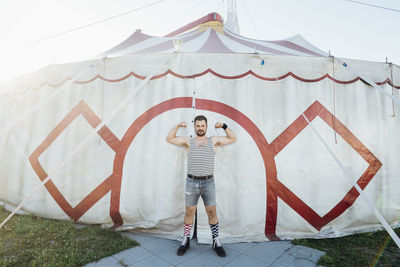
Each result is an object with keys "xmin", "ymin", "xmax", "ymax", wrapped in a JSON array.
[
  {"xmin": 177, "ymin": 237, "xmax": 190, "ymax": 256},
  {"xmin": 212, "ymin": 238, "xmax": 226, "ymax": 257}
]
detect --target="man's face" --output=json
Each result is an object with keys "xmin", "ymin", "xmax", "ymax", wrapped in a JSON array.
[{"xmin": 194, "ymin": 120, "xmax": 207, "ymax": 137}]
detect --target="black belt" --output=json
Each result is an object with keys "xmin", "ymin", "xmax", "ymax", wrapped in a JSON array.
[{"xmin": 188, "ymin": 174, "xmax": 213, "ymax": 180}]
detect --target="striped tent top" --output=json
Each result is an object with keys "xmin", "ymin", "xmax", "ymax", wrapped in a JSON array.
[{"xmin": 100, "ymin": 13, "xmax": 327, "ymax": 57}]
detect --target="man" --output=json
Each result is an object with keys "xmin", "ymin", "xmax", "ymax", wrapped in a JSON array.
[{"xmin": 166, "ymin": 115, "xmax": 236, "ymax": 257}]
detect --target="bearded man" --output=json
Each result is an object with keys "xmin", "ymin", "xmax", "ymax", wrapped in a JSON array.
[{"xmin": 166, "ymin": 115, "xmax": 236, "ymax": 257}]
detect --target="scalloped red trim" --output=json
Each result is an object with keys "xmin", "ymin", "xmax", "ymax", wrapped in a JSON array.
[{"xmin": 28, "ymin": 69, "xmax": 400, "ymax": 92}]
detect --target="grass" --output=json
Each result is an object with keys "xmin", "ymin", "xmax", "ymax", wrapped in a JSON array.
[
  {"xmin": 0, "ymin": 206, "xmax": 138, "ymax": 266},
  {"xmin": 293, "ymin": 228, "xmax": 400, "ymax": 266}
]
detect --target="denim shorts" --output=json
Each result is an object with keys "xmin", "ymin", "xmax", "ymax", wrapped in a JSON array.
[{"xmin": 185, "ymin": 177, "xmax": 216, "ymax": 207}]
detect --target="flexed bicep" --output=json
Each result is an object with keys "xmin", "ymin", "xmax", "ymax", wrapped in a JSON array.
[
  {"xmin": 213, "ymin": 123, "xmax": 236, "ymax": 147},
  {"xmin": 166, "ymin": 122, "xmax": 189, "ymax": 147}
]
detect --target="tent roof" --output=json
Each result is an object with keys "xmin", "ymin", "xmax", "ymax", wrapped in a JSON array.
[{"xmin": 100, "ymin": 12, "xmax": 328, "ymax": 57}]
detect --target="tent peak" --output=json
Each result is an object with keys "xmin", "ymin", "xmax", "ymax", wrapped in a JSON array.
[{"xmin": 165, "ymin": 12, "xmax": 223, "ymax": 37}]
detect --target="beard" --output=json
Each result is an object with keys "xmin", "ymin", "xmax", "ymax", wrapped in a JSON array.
[{"xmin": 196, "ymin": 130, "xmax": 206, "ymax": 137}]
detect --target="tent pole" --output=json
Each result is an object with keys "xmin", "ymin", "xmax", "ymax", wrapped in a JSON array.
[
  {"xmin": 390, "ymin": 62, "xmax": 395, "ymax": 117},
  {"xmin": 331, "ymin": 57, "xmax": 338, "ymax": 144}
]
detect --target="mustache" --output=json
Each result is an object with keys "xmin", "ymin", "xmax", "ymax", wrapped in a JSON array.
[{"xmin": 196, "ymin": 129, "xmax": 206, "ymax": 136}]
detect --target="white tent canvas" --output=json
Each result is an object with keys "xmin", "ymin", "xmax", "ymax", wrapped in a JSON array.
[{"xmin": 0, "ymin": 13, "xmax": 399, "ymax": 243}]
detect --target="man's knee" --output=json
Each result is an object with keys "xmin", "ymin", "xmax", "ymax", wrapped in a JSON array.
[
  {"xmin": 185, "ymin": 206, "xmax": 197, "ymax": 217},
  {"xmin": 205, "ymin": 206, "xmax": 217, "ymax": 218}
]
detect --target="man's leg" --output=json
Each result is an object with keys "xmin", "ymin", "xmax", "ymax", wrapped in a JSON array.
[
  {"xmin": 184, "ymin": 206, "xmax": 197, "ymax": 224},
  {"xmin": 201, "ymin": 178, "xmax": 225, "ymax": 257},
  {"xmin": 205, "ymin": 206, "xmax": 226, "ymax": 257},
  {"xmin": 177, "ymin": 206, "xmax": 197, "ymax": 256},
  {"xmin": 177, "ymin": 176, "xmax": 199, "ymax": 256},
  {"xmin": 183, "ymin": 206, "xmax": 197, "ymax": 242},
  {"xmin": 205, "ymin": 206, "xmax": 219, "ymax": 239},
  {"xmin": 205, "ymin": 206, "xmax": 218, "ymax": 224}
]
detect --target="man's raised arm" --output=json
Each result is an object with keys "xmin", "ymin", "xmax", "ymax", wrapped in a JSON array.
[
  {"xmin": 166, "ymin": 122, "xmax": 190, "ymax": 147},
  {"xmin": 213, "ymin": 122, "xmax": 236, "ymax": 146}
]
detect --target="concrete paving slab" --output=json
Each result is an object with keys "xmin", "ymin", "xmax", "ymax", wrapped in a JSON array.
[
  {"xmin": 157, "ymin": 244, "xmax": 194, "ymax": 265},
  {"xmin": 177, "ymin": 253, "xmax": 222, "ymax": 267},
  {"xmin": 192, "ymin": 245, "xmax": 241, "ymax": 265},
  {"xmin": 157, "ymin": 243, "xmax": 209, "ymax": 265},
  {"xmin": 130, "ymin": 254, "xmax": 174, "ymax": 266},
  {"xmin": 244, "ymin": 242, "xmax": 291, "ymax": 264},
  {"xmin": 139, "ymin": 237, "xmax": 177, "ymax": 254},
  {"xmin": 112, "ymin": 246, "xmax": 152, "ymax": 266},
  {"xmin": 223, "ymin": 242, "xmax": 256, "ymax": 253},
  {"xmin": 270, "ymin": 253, "xmax": 297, "ymax": 267},
  {"xmin": 227, "ymin": 254, "xmax": 268, "ymax": 267}
]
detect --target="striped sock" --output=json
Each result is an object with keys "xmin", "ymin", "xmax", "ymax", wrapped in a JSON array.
[
  {"xmin": 182, "ymin": 223, "xmax": 192, "ymax": 245},
  {"xmin": 184, "ymin": 223, "xmax": 192, "ymax": 238},
  {"xmin": 209, "ymin": 222, "xmax": 219, "ymax": 240}
]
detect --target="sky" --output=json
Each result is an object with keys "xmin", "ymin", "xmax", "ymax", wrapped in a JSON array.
[{"xmin": 0, "ymin": 0, "xmax": 399, "ymax": 84}]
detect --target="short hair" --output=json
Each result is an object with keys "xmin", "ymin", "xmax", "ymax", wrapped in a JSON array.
[{"xmin": 194, "ymin": 115, "xmax": 207, "ymax": 125}]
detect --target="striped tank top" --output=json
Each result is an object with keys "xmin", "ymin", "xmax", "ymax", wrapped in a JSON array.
[{"xmin": 188, "ymin": 137, "xmax": 215, "ymax": 176}]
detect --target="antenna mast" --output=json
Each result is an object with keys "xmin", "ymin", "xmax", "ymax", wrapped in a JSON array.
[{"xmin": 225, "ymin": 0, "xmax": 240, "ymax": 34}]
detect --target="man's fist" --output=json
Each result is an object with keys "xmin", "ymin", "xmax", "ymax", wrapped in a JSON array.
[
  {"xmin": 215, "ymin": 122, "xmax": 223, "ymax": 128},
  {"xmin": 178, "ymin": 122, "xmax": 187, "ymax": 127}
]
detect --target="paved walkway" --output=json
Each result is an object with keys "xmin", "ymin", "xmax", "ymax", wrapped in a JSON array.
[{"xmin": 85, "ymin": 233, "xmax": 325, "ymax": 266}]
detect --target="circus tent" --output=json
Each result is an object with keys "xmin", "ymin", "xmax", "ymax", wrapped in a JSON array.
[
  {"xmin": 100, "ymin": 13, "xmax": 326, "ymax": 57},
  {"xmin": 0, "ymin": 12, "xmax": 399, "ymax": 244}
]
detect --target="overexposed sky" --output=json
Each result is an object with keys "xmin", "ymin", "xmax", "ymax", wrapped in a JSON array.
[{"xmin": 0, "ymin": 0, "xmax": 399, "ymax": 83}]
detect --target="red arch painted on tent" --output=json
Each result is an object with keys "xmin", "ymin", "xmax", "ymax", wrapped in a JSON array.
[
  {"xmin": 108, "ymin": 97, "xmax": 279, "ymax": 239},
  {"xmin": 30, "ymin": 97, "xmax": 381, "ymax": 240}
]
